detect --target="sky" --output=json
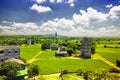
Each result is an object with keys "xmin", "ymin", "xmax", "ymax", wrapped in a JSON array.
[{"xmin": 0, "ymin": 0, "xmax": 120, "ymax": 37}]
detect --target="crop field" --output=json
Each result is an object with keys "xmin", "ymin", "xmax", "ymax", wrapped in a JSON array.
[
  {"xmin": 36, "ymin": 50, "xmax": 56, "ymax": 58},
  {"xmin": 20, "ymin": 44, "xmax": 115, "ymax": 75},
  {"xmin": 20, "ymin": 44, "xmax": 41, "ymax": 60},
  {"xmin": 33, "ymin": 59, "xmax": 112, "ymax": 74},
  {"xmin": 96, "ymin": 47, "xmax": 120, "ymax": 64},
  {"xmin": 38, "ymin": 73, "xmax": 84, "ymax": 80}
]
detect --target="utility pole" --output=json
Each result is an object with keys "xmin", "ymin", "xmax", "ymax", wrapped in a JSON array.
[{"xmin": 55, "ymin": 32, "xmax": 57, "ymax": 43}]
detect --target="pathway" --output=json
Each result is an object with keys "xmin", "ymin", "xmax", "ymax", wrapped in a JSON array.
[
  {"xmin": 26, "ymin": 51, "xmax": 42, "ymax": 63},
  {"xmin": 93, "ymin": 54, "xmax": 120, "ymax": 70}
]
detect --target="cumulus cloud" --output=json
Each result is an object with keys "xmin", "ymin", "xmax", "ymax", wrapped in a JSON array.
[
  {"xmin": 33, "ymin": 0, "xmax": 46, "ymax": 3},
  {"xmin": 68, "ymin": 0, "xmax": 74, "ymax": 3},
  {"xmin": 49, "ymin": 0, "xmax": 55, "ymax": 3},
  {"xmin": 56, "ymin": 0, "xmax": 63, "ymax": 3},
  {"xmin": 70, "ymin": 3, "xmax": 75, "ymax": 7},
  {"xmin": 106, "ymin": 4, "xmax": 113, "ymax": 8},
  {"xmin": 1, "ymin": 6, "xmax": 120, "ymax": 37},
  {"xmin": 30, "ymin": 4, "xmax": 52, "ymax": 13},
  {"xmin": 109, "ymin": 5, "xmax": 120, "ymax": 19},
  {"xmin": 73, "ymin": 7, "xmax": 109, "ymax": 26}
]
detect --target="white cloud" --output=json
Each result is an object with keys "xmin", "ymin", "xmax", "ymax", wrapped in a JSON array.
[
  {"xmin": 70, "ymin": 3, "xmax": 75, "ymax": 7},
  {"xmin": 49, "ymin": 0, "xmax": 55, "ymax": 3},
  {"xmin": 33, "ymin": 0, "xmax": 46, "ymax": 3},
  {"xmin": 30, "ymin": 4, "xmax": 52, "ymax": 13},
  {"xmin": 73, "ymin": 7, "xmax": 109, "ymax": 26},
  {"xmin": 57, "ymin": 0, "xmax": 63, "ymax": 3},
  {"xmin": 106, "ymin": 4, "xmax": 113, "ymax": 8},
  {"xmin": 68, "ymin": 0, "xmax": 74, "ymax": 3},
  {"xmin": 109, "ymin": 5, "xmax": 120, "ymax": 19},
  {"xmin": 1, "ymin": 6, "xmax": 120, "ymax": 37}
]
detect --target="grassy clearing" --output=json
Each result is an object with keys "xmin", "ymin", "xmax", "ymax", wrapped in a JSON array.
[
  {"xmin": 38, "ymin": 73, "xmax": 84, "ymax": 80},
  {"xmin": 33, "ymin": 59, "xmax": 112, "ymax": 75},
  {"xmin": 96, "ymin": 47, "xmax": 120, "ymax": 64},
  {"xmin": 36, "ymin": 50, "xmax": 56, "ymax": 58},
  {"xmin": 20, "ymin": 44, "xmax": 41, "ymax": 60}
]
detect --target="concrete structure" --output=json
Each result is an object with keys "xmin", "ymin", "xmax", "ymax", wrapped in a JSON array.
[
  {"xmin": 81, "ymin": 37, "xmax": 92, "ymax": 58},
  {"xmin": 0, "ymin": 46, "xmax": 20, "ymax": 61},
  {"xmin": 55, "ymin": 46, "xmax": 68, "ymax": 57},
  {"xmin": 27, "ymin": 38, "xmax": 31, "ymax": 45}
]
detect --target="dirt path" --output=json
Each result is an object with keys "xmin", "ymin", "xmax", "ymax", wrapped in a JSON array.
[
  {"xmin": 93, "ymin": 54, "xmax": 120, "ymax": 70},
  {"xmin": 27, "ymin": 51, "xmax": 42, "ymax": 63}
]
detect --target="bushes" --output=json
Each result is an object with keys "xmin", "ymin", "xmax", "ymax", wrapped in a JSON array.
[
  {"xmin": 77, "ymin": 68, "xmax": 117, "ymax": 80},
  {"xmin": 0, "ymin": 62, "xmax": 22, "ymax": 80},
  {"xmin": 116, "ymin": 60, "xmax": 120, "ymax": 67}
]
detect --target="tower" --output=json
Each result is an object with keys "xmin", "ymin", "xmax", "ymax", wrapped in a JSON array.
[
  {"xmin": 55, "ymin": 32, "xmax": 57, "ymax": 43},
  {"xmin": 81, "ymin": 37, "xmax": 92, "ymax": 58},
  {"xmin": 27, "ymin": 38, "xmax": 31, "ymax": 45}
]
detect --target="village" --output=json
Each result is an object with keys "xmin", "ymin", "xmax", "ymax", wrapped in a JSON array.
[{"xmin": 0, "ymin": 35, "xmax": 120, "ymax": 80}]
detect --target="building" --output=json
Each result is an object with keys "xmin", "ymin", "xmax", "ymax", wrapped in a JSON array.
[
  {"xmin": 27, "ymin": 38, "xmax": 31, "ymax": 45},
  {"xmin": 0, "ymin": 46, "xmax": 20, "ymax": 61},
  {"xmin": 55, "ymin": 46, "xmax": 68, "ymax": 57},
  {"xmin": 81, "ymin": 37, "xmax": 92, "ymax": 58}
]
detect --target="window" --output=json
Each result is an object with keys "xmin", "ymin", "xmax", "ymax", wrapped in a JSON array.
[
  {"xmin": 8, "ymin": 50, "xmax": 11, "ymax": 53},
  {"xmin": 15, "ymin": 50, "xmax": 18, "ymax": 53}
]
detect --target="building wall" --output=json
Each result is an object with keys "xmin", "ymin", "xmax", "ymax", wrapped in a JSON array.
[{"xmin": 4, "ymin": 47, "xmax": 20, "ymax": 60}]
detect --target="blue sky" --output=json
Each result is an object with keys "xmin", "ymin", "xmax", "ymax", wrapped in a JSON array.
[{"xmin": 0, "ymin": 0, "xmax": 120, "ymax": 37}]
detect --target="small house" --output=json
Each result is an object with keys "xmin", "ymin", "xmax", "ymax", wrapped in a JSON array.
[{"xmin": 55, "ymin": 46, "xmax": 68, "ymax": 57}]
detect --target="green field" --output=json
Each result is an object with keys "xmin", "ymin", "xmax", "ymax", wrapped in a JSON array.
[
  {"xmin": 20, "ymin": 44, "xmax": 116, "ymax": 75},
  {"xmin": 38, "ymin": 73, "xmax": 84, "ymax": 80},
  {"xmin": 96, "ymin": 47, "xmax": 120, "ymax": 64},
  {"xmin": 36, "ymin": 50, "xmax": 56, "ymax": 58},
  {"xmin": 33, "ymin": 59, "xmax": 112, "ymax": 75},
  {"xmin": 20, "ymin": 44, "xmax": 41, "ymax": 60}
]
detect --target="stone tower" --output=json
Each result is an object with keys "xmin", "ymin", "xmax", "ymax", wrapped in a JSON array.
[{"xmin": 81, "ymin": 37, "xmax": 92, "ymax": 58}]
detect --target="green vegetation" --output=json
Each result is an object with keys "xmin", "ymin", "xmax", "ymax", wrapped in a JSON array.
[
  {"xmin": 27, "ymin": 64, "xmax": 39, "ymax": 79},
  {"xmin": 33, "ymin": 59, "xmax": 112, "ymax": 75},
  {"xmin": 96, "ymin": 47, "xmax": 120, "ymax": 64},
  {"xmin": 36, "ymin": 50, "xmax": 56, "ymax": 58},
  {"xmin": 1, "ymin": 35, "xmax": 120, "ymax": 80},
  {"xmin": 20, "ymin": 44, "xmax": 41, "ymax": 60},
  {"xmin": 0, "ymin": 62, "xmax": 22, "ymax": 80}
]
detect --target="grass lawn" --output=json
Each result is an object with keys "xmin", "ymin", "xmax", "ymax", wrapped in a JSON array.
[
  {"xmin": 20, "ymin": 44, "xmax": 41, "ymax": 60},
  {"xmin": 38, "ymin": 73, "xmax": 84, "ymax": 80},
  {"xmin": 20, "ymin": 45, "xmax": 114, "ymax": 75},
  {"xmin": 33, "ymin": 59, "xmax": 112, "ymax": 75},
  {"xmin": 96, "ymin": 47, "xmax": 120, "ymax": 64},
  {"xmin": 36, "ymin": 50, "xmax": 56, "ymax": 58}
]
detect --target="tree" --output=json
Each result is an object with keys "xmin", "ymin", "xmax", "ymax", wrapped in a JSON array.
[
  {"xmin": 41, "ymin": 42, "xmax": 50, "ymax": 50},
  {"xmin": 66, "ymin": 47, "xmax": 74, "ymax": 56},
  {"xmin": 116, "ymin": 60, "xmax": 120, "ymax": 67},
  {"xmin": 0, "ymin": 62, "xmax": 22, "ymax": 80},
  {"xmin": 27, "ymin": 64, "xmax": 39, "ymax": 80},
  {"xmin": 91, "ymin": 47, "xmax": 95, "ymax": 54},
  {"xmin": 0, "ymin": 76, "xmax": 7, "ymax": 80}
]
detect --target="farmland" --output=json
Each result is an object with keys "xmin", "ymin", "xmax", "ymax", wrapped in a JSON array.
[
  {"xmin": 96, "ymin": 47, "xmax": 120, "ymax": 64},
  {"xmin": 33, "ymin": 59, "xmax": 112, "ymax": 75},
  {"xmin": 20, "ymin": 45, "xmax": 113, "ymax": 75},
  {"xmin": 20, "ymin": 44, "xmax": 41, "ymax": 60}
]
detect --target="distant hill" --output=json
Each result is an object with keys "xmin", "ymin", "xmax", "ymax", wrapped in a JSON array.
[{"xmin": 42, "ymin": 34, "xmax": 68, "ymax": 37}]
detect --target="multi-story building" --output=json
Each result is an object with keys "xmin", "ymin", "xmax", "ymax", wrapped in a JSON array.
[
  {"xmin": 81, "ymin": 37, "xmax": 92, "ymax": 58},
  {"xmin": 0, "ymin": 46, "xmax": 20, "ymax": 61}
]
